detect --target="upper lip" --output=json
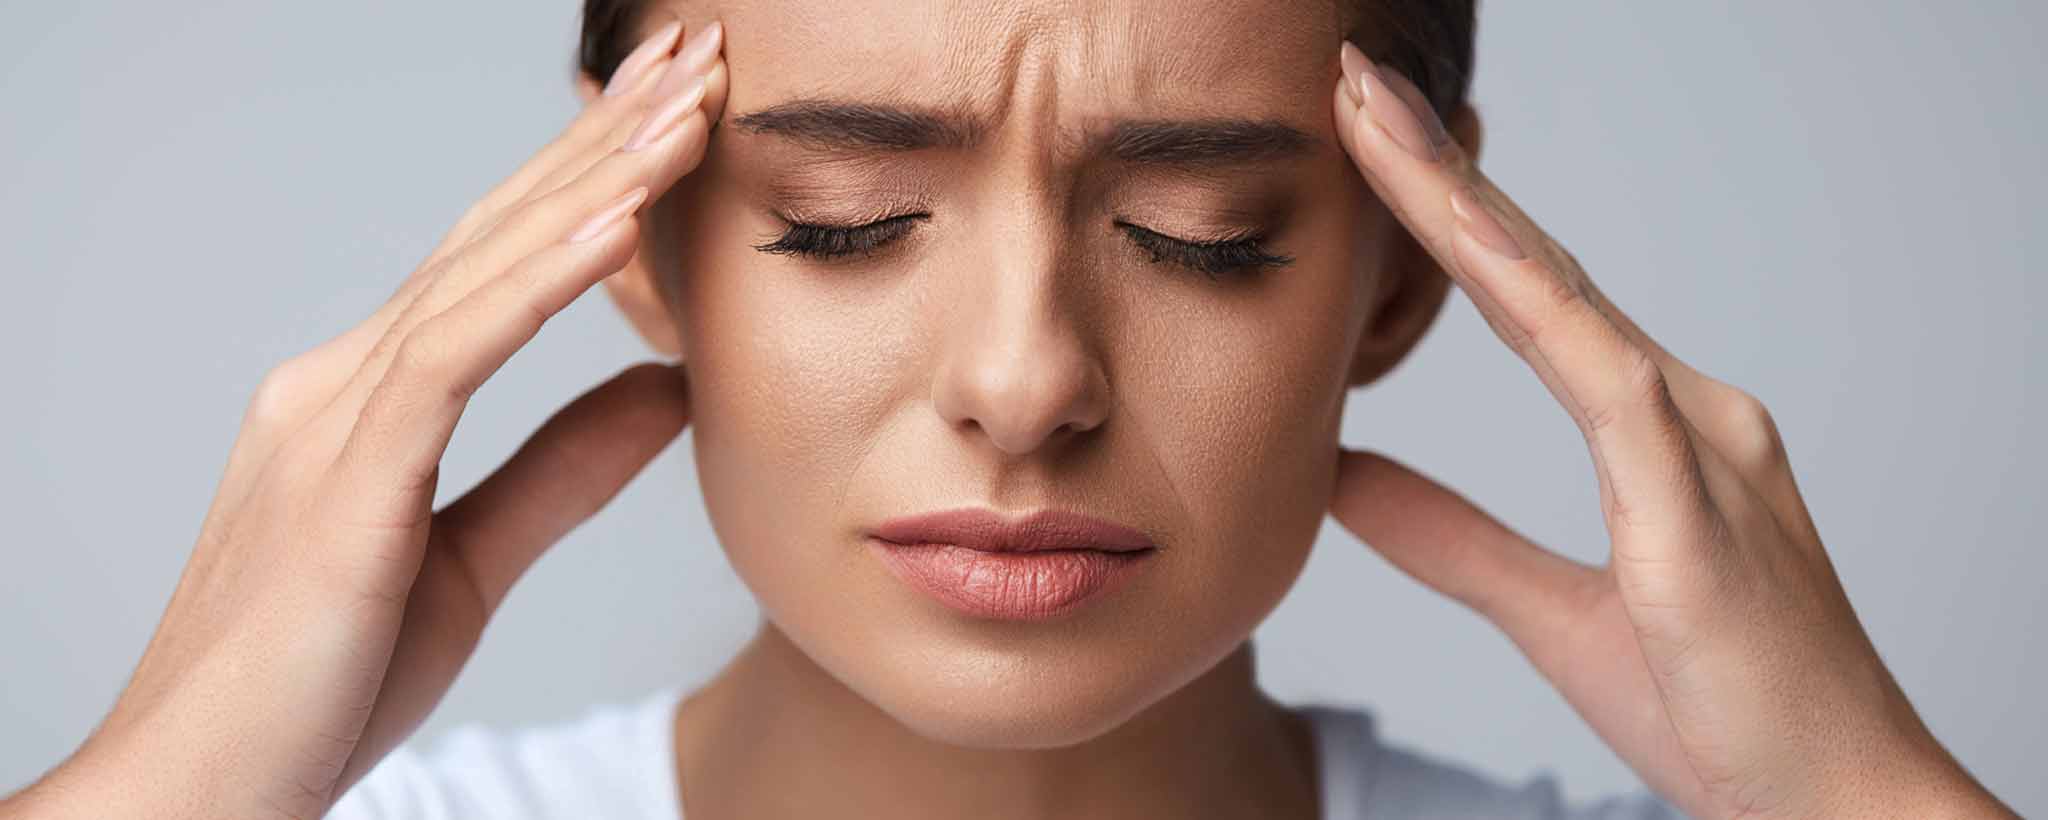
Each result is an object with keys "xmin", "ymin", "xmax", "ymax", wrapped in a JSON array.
[{"xmin": 869, "ymin": 508, "xmax": 1157, "ymax": 553}]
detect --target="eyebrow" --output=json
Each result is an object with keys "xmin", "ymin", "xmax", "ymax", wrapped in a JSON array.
[
  {"xmin": 733, "ymin": 99, "xmax": 1316, "ymax": 167},
  {"xmin": 733, "ymin": 100, "xmax": 976, "ymax": 150},
  {"xmin": 1103, "ymin": 119, "xmax": 1314, "ymax": 166}
]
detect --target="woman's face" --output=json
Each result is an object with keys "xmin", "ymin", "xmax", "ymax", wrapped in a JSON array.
[{"xmin": 614, "ymin": 0, "xmax": 1446, "ymax": 747}]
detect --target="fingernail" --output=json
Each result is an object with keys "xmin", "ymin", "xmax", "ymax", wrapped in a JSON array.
[
  {"xmin": 1338, "ymin": 42, "xmax": 1368, "ymax": 107},
  {"xmin": 623, "ymin": 75, "xmax": 707, "ymax": 152},
  {"xmin": 570, "ymin": 186, "xmax": 649, "ymax": 243},
  {"xmin": 1376, "ymin": 62, "xmax": 1451, "ymax": 149},
  {"xmin": 1356, "ymin": 63, "xmax": 1438, "ymax": 162},
  {"xmin": 602, "ymin": 18, "xmax": 684, "ymax": 97},
  {"xmin": 1449, "ymin": 187, "xmax": 1525, "ymax": 260},
  {"xmin": 669, "ymin": 20, "xmax": 724, "ymax": 84}
]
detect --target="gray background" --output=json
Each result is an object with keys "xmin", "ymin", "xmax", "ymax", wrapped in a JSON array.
[{"xmin": 3, "ymin": 0, "xmax": 2042, "ymax": 813}]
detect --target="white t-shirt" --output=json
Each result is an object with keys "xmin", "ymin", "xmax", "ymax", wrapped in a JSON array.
[{"xmin": 326, "ymin": 687, "xmax": 1685, "ymax": 819}]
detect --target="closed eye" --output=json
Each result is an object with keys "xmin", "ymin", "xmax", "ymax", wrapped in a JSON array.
[
  {"xmin": 1114, "ymin": 220, "xmax": 1292, "ymax": 280},
  {"xmin": 754, "ymin": 213, "xmax": 929, "ymax": 259},
  {"xmin": 749, "ymin": 212, "xmax": 1291, "ymax": 279}
]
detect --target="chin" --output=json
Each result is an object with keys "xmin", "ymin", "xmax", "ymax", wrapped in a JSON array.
[{"xmin": 768, "ymin": 581, "xmax": 1271, "ymax": 750}]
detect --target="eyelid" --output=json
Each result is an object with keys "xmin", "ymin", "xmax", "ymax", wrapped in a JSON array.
[
  {"xmin": 753, "ymin": 212, "xmax": 928, "ymax": 259},
  {"xmin": 780, "ymin": 211, "xmax": 925, "ymax": 230},
  {"xmin": 1113, "ymin": 219, "xmax": 1260, "ymax": 247},
  {"xmin": 1114, "ymin": 219, "xmax": 1292, "ymax": 279},
  {"xmin": 749, "ymin": 206, "xmax": 1289, "ymax": 277}
]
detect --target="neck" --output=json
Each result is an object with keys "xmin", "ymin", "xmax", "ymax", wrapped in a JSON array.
[{"xmin": 673, "ymin": 619, "xmax": 1320, "ymax": 820}]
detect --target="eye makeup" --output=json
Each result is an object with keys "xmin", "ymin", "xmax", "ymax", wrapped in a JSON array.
[{"xmin": 754, "ymin": 213, "xmax": 931, "ymax": 259}]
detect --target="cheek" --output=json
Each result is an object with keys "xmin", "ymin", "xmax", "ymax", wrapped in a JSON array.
[
  {"xmin": 670, "ymin": 250, "xmax": 900, "ymax": 585},
  {"xmin": 1120, "ymin": 233, "xmax": 1365, "ymax": 625},
  {"xmin": 655, "ymin": 179, "xmax": 1370, "ymax": 743}
]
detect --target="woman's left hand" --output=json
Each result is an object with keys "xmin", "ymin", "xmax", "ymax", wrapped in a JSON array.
[{"xmin": 1322, "ymin": 43, "xmax": 2013, "ymax": 820}]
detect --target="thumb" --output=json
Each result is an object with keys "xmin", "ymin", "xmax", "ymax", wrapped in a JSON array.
[
  {"xmin": 435, "ymin": 361, "xmax": 692, "ymax": 614},
  {"xmin": 1330, "ymin": 447, "xmax": 1593, "ymax": 637},
  {"xmin": 335, "ymin": 361, "xmax": 691, "ymax": 796}
]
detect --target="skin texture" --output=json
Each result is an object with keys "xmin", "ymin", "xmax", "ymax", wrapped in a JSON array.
[
  {"xmin": 582, "ymin": 0, "xmax": 1442, "ymax": 816},
  {"xmin": 0, "ymin": 3, "xmax": 2022, "ymax": 820}
]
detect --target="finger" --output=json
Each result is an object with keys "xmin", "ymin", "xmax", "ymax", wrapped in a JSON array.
[
  {"xmin": 231, "ymin": 18, "xmax": 697, "ymax": 475},
  {"xmin": 1647, "ymin": 359, "xmax": 1819, "ymax": 544},
  {"xmin": 491, "ymin": 25, "xmax": 728, "ymax": 227},
  {"xmin": 423, "ymin": 16, "xmax": 691, "ymax": 269},
  {"xmin": 311, "ymin": 75, "xmax": 713, "ymax": 452},
  {"xmin": 353, "ymin": 16, "xmax": 684, "ymax": 379},
  {"xmin": 435, "ymin": 362, "xmax": 690, "ymax": 614},
  {"xmin": 1335, "ymin": 45, "xmax": 1815, "ymax": 539},
  {"xmin": 1330, "ymin": 447, "xmax": 1599, "ymax": 641},
  {"xmin": 1334, "ymin": 47, "xmax": 1715, "ymax": 543},
  {"xmin": 1327, "ymin": 445, "xmax": 1719, "ymax": 813},
  {"xmin": 329, "ymin": 364, "xmax": 688, "ymax": 795},
  {"xmin": 325, "ymin": 187, "xmax": 650, "ymax": 524}
]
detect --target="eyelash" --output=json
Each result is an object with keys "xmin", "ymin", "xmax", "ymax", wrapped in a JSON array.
[
  {"xmin": 754, "ymin": 214, "xmax": 1291, "ymax": 279},
  {"xmin": 1112, "ymin": 221, "xmax": 1293, "ymax": 280},
  {"xmin": 753, "ymin": 214, "xmax": 928, "ymax": 259}
]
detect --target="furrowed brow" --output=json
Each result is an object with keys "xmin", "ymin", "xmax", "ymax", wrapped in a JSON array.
[
  {"xmin": 733, "ymin": 99, "xmax": 978, "ymax": 151},
  {"xmin": 733, "ymin": 101, "xmax": 1317, "ymax": 169},
  {"xmin": 1101, "ymin": 118, "xmax": 1315, "ymax": 167}
]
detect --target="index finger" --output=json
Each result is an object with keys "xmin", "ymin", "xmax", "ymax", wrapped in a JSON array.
[{"xmin": 1333, "ymin": 43, "xmax": 1712, "ymax": 540}]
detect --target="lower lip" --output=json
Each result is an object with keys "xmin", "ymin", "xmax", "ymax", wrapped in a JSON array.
[{"xmin": 868, "ymin": 538, "xmax": 1155, "ymax": 621}]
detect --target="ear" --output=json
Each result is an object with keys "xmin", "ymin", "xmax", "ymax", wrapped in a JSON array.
[
  {"xmin": 575, "ymin": 71, "xmax": 686, "ymax": 360},
  {"xmin": 1345, "ymin": 102, "xmax": 1484, "ymax": 388}
]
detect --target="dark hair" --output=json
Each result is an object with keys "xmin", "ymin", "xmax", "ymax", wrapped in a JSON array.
[{"xmin": 578, "ymin": 0, "xmax": 1475, "ymax": 125}]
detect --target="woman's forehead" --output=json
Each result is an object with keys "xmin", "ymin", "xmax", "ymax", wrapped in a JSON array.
[{"xmin": 660, "ymin": 0, "xmax": 1341, "ymax": 120}]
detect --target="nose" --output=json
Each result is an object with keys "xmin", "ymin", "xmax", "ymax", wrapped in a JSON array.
[{"xmin": 932, "ymin": 267, "xmax": 1111, "ymax": 456}]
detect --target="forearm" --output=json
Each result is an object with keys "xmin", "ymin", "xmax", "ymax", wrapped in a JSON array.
[
  {"xmin": 1803, "ymin": 740, "xmax": 2017, "ymax": 820},
  {"xmin": 2, "ymin": 712, "xmax": 303, "ymax": 820}
]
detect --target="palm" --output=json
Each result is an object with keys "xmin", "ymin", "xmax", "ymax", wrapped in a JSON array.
[{"xmin": 1324, "ymin": 44, "xmax": 1998, "ymax": 819}]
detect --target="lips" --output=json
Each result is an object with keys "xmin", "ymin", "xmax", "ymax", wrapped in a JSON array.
[
  {"xmin": 867, "ymin": 508, "xmax": 1158, "ymax": 620},
  {"xmin": 871, "ymin": 508, "xmax": 1157, "ymax": 554}
]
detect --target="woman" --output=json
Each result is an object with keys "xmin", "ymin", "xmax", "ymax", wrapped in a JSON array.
[{"xmin": 0, "ymin": 0, "xmax": 2020, "ymax": 817}]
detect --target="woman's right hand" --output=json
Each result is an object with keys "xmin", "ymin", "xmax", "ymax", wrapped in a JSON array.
[{"xmin": 2, "ymin": 17, "xmax": 728, "ymax": 820}]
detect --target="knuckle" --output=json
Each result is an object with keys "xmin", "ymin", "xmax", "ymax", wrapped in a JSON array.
[
  {"xmin": 1520, "ymin": 271, "xmax": 1586, "ymax": 349},
  {"xmin": 1588, "ymin": 345, "xmax": 1671, "ymax": 436},
  {"xmin": 1719, "ymin": 386, "xmax": 1788, "ymax": 471},
  {"xmin": 512, "ymin": 288, "xmax": 554, "ymax": 339},
  {"xmin": 1621, "ymin": 346, "xmax": 1673, "ymax": 410},
  {"xmin": 1543, "ymin": 269, "xmax": 1583, "ymax": 314},
  {"xmin": 390, "ymin": 322, "xmax": 459, "ymax": 394},
  {"xmin": 394, "ymin": 317, "xmax": 485, "ymax": 403},
  {"xmin": 247, "ymin": 356, "xmax": 315, "ymax": 431}
]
